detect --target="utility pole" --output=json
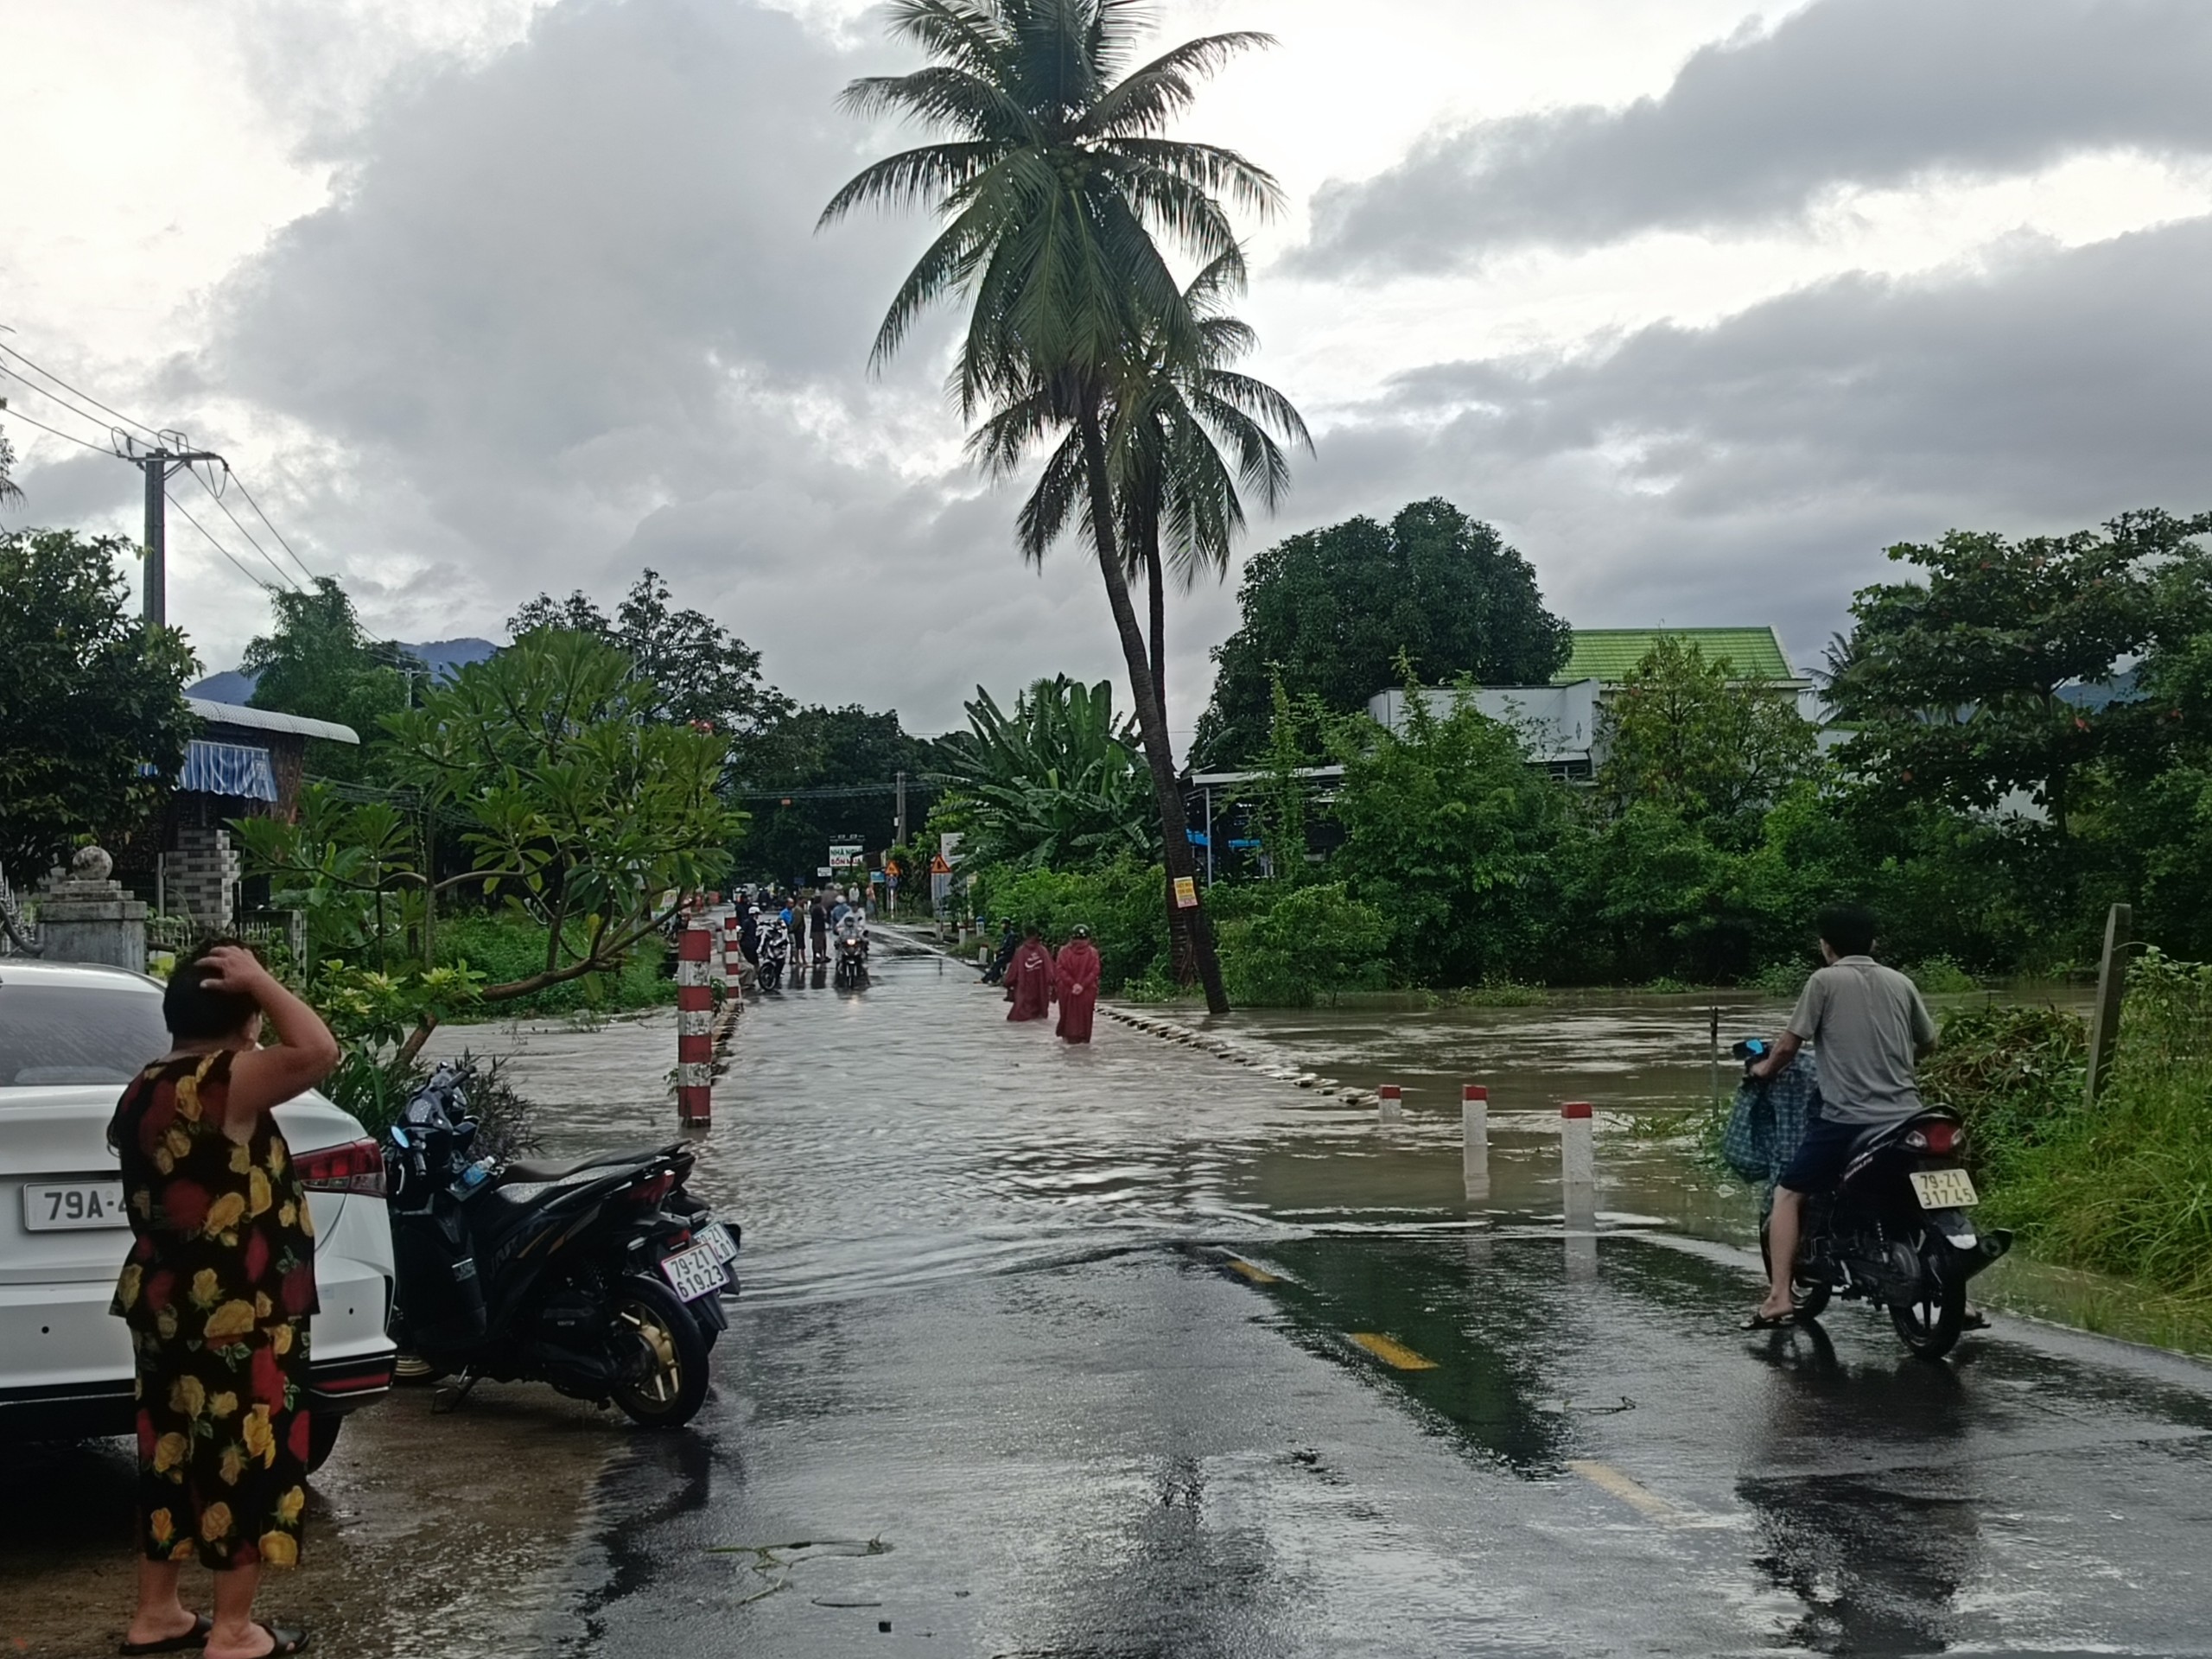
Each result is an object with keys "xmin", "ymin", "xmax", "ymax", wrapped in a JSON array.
[
  {"xmin": 123, "ymin": 435, "xmax": 219, "ymax": 626},
  {"xmin": 894, "ymin": 770, "xmax": 907, "ymax": 847}
]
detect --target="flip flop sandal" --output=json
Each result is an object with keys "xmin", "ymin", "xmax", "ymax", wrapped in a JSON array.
[
  {"xmin": 238, "ymin": 1625, "xmax": 310, "ymax": 1657},
  {"xmin": 1741, "ymin": 1310, "xmax": 1798, "ymax": 1330},
  {"xmin": 120, "ymin": 1613, "xmax": 212, "ymax": 1655}
]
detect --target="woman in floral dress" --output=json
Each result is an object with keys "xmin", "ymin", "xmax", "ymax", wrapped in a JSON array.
[{"xmin": 111, "ymin": 943, "xmax": 339, "ymax": 1659}]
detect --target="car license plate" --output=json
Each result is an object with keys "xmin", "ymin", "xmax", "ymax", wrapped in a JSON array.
[
  {"xmin": 659, "ymin": 1239, "xmax": 727, "ymax": 1302},
  {"xmin": 23, "ymin": 1180, "xmax": 130, "ymax": 1231},
  {"xmin": 693, "ymin": 1221, "xmax": 737, "ymax": 1266},
  {"xmin": 1910, "ymin": 1168, "xmax": 1980, "ymax": 1209}
]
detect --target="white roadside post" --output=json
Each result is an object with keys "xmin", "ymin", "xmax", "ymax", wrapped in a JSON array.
[
  {"xmin": 1377, "ymin": 1083, "xmax": 1403, "ymax": 1123},
  {"xmin": 1462, "ymin": 1084, "xmax": 1490, "ymax": 1201},
  {"xmin": 1560, "ymin": 1100, "xmax": 1596, "ymax": 1230},
  {"xmin": 677, "ymin": 920, "xmax": 715, "ymax": 1125}
]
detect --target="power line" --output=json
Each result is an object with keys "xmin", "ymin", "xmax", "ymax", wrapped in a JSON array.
[
  {"xmin": 0, "ymin": 404, "xmax": 110, "ymax": 454},
  {"xmin": 226, "ymin": 472, "xmax": 323, "ymax": 589},
  {"xmin": 186, "ymin": 462, "xmax": 305, "ymax": 593},
  {"xmin": 0, "ymin": 341, "xmax": 161, "ymax": 439},
  {"xmin": 166, "ymin": 487, "xmax": 280, "ymax": 595}
]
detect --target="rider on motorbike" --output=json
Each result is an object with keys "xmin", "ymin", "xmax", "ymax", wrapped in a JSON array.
[
  {"xmin": 1746, "ymin": 904, "xmax": 1938, "ymax": 1328},
  {"xmin": 833, "ymin": 902, "xmax": 868, "ymax": 957}
]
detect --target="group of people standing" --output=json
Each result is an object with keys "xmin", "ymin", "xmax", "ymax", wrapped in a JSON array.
[
  {"xmin": 723, "ymin": 887, "xmax": 869, "ymax": 975},
  {"xmin": 986, "ymin": 919, "xmax": 1101, "ymax": 1044}
]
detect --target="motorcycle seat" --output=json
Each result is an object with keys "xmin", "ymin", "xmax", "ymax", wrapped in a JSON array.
[{"xmin": 499, "ymin": 1147, "xmax": 668, "ymax": 1187}]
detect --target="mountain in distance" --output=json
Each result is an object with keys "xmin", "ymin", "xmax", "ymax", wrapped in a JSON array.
[{"xmin": 188, "ymin": 637, "xmax": 499, "ymax": 704}]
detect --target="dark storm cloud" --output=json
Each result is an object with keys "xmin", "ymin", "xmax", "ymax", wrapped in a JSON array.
[
  {"xmin": 1290, "ymin": 217, "xmax": 2212, "ymax": 664},
  {"xmin": 1299, "ymin": 0, "xmax": 2212, "ymax": 276},
  {"xmin": 180, "ymin": 0, "xmax": 1144, "ymax": 728}
]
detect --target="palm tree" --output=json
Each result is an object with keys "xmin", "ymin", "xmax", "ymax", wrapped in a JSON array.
[
  {"xmin": 972, "ymin": 251, "xmax": 1310, "ymax": 719},
  {"xmin": 820, "ymin": 0, "xmax": 1285, "ymax": 1014}
]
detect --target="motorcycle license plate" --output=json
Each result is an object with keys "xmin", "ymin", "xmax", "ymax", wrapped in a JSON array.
[
  {"xmin": 692, "ymin": 1222, "xmax": 738, "ymax": 1267},
  {"xmin": 1910, "ymin": 1168, "xmax": 1980, "ymax": 1209},
  {"xmin": 659, "ymin": 1240, "xmax": 727, "ymax": 1302}
]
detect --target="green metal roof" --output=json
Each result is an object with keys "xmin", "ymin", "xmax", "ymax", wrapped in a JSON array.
[{"xmin": 1553, "ymin": 626, "xmax": 1796, "ymax": 685}]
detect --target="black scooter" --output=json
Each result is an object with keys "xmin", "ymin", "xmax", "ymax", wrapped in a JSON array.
[
  {"xmin": 384, "ymin": 1065, "xmax": 740, "ymax": 1426},
  {"xmin": 1743, "ymin": 1039, "xmax": 2010, "ymax": 1359}
]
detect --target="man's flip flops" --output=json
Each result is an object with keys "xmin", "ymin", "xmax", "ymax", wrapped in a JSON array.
[
  {"xmin": 1741, "ymin": 1310, "xmax": 1798, "ymax": 1330},
  {"xmin": 120, "ymin": 1615, "xmax": 212, "ymax": 1656}
]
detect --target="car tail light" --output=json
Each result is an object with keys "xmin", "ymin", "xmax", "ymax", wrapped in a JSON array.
[{"xmin": 297, "ymin": 1137, "xmax": 386, "ymax": 1198}]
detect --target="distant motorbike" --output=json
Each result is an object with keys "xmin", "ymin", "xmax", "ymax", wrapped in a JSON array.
[
  {"xmin": 835, "ymin": 931, "xmax": 868, "ymax": 988},
  {"xmin": 757, "ymin": 918, "xmax": 791, "ymax": 991},
  {"xmin": 1742, "ymin": 1039, "xmax": 2010, "ymax": 1359},
  {"xmin": 383, "ymin": 1065, "xmax": 740, "ymax": 1426}
]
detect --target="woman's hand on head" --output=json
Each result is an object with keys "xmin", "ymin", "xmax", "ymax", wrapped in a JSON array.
[{"xmin": 194, "ymin": 944, "xmax": 274, "ymax": 999}]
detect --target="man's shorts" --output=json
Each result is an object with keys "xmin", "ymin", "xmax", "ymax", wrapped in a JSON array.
[{"xmin": 1778, "ymin": 1117, "xmax": 1864, "ymax": 1194}]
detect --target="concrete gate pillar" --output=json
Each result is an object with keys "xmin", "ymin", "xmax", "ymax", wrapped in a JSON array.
[
  {"xmin": 38, "ymin": 847, "xmax": 149, "ymax": 973},
  {"xmin": 166, "ymin": 823, "xmax": 241, "ymax": 931}
]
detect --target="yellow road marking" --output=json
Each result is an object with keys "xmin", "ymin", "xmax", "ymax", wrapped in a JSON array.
[
  {"xmin": 1567, "ymin": 1459, "xmax": 1678, "ymax": 1521},
  {"xmin": 1349, "ymin": 1332, "xmax": 1439, "ymax": 1370},
  {"xmin": 1224, "ymin": 1258, "xmax": 1280, "ymax": 1285}
]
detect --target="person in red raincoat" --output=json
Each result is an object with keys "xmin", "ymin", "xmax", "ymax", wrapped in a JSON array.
[
  {"xmin": 1004, "ymin": 924, "xmax": 1056, "ymax": 1021},
  {"xmin": 1054, "ymin": 924, "xmax": 1100, "ymax": 1043}
]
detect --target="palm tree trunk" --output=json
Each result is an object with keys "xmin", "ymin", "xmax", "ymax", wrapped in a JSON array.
[
  {"xmin": 1146, "ymin": 541, "xmax": 1167, "ymax": 718},
  {"xmin": 1077, "ymin": 391, "xmax": 1229, "ymax": 1014}
]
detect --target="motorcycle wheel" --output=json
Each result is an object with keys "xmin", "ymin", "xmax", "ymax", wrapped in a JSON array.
[
  {"xmin": 762, "ymin": 963, "xmax": 781, "ymax": 990},
  {"xmin": 1758, "ymin": 1219, "xmax": 1834, "ymax": 1320},
  {"xmin": 609, "ymin": 1274, "xmax": 712, "ymax": 1427},
  {"xmin": 1888, "ymin": 1249, "xmax": 1967, "ymax": 1360}
]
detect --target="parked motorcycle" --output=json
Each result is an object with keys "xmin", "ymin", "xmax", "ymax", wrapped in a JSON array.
[
  {"xmin": 835, "ymin": 932, "xmax": 868, "ymax": 988},
  {"xmin": 1741, "ymin": 1039, "xmax": 2010, "ymax": 1359},
  {"xmin": 383, "ymin": 1064, "xmax": 740, "ymax": 1426},
  {"xmin": 757, "ymin": 918, "xmax": 791, "ymax": 991}
]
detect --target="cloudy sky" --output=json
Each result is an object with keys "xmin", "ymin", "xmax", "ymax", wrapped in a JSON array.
[{"xmin": 5, "ymin": 0, "xmax": 2209, "ymax": 741}]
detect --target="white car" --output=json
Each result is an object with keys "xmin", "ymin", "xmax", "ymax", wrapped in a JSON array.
[{"xmin": 0, "ymin": 959, "xmax": 397, "ymax": 1467}]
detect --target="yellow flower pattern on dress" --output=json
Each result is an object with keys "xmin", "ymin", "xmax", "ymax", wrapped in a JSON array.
[{"xmin": 111, "ymin": 1050, "xmax": 319, "ymax": 1571}]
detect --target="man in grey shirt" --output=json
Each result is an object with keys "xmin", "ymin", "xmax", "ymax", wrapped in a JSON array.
[{"xmin": 1746, "ymin": 904, "xmax": 1938, "ymax": 1326}]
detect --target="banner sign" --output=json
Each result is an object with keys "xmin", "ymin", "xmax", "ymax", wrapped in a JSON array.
[{"xmin": 1173, "ymin": 875, "xmax": 1198, "ymax": 909}]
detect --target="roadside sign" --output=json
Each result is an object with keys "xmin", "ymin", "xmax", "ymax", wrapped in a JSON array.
[
  {"xmin": 1173, "ymin": 875, "xmax": 1198, "ymax": 908},
  {"xmin": 930, "ymin": 854, "xmax": 950, "ymax": 874},
  {"xmin": 829, "ymin": 841, "xmax": 863, "ymax": 872}
]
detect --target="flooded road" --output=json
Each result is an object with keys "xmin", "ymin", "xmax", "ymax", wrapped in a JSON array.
[
  {"xmin": 10, "ymin": 942, "xmax": 2202, "ymax": 1656},
  {"xmin": 523, "ymin": 939, "xmax": 2209, "ymax": 1656}
]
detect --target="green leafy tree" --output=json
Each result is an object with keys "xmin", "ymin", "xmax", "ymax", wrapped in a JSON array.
[
  {"xmin": 242, "ymin": 577, "xmax": 426, "ymax": 780},
  {"xmin": 821, "ymin": 0, "xmax": 1281, "ymax": 1015},
  {"xmin": 508, "ymin": 568, "xmax": 791, "ymax": 746},
  {"xmin": 1330, "ymin": 679, "xmax": 1568, "ymax": 985},
  {"xmin": 1827, "ymin": 511, "xmax": 2211, "ymax": 832},
  {"xmin": 0, "ymin": 529, "xmax": 195, "ymax": 876},
  {"xmin": 1196, "ymin": 499, "xmax": 1571, "ymax": 766},
  {"xmin": 937, "ymin": 676, "xmax": 1157, "ymax": 870},
  {"xmin": 733, "ymin": 703, "xmax": 944, "ymax": 884},
  {"xmin": 236, "ymin": 632, "xmax": 738, "ymax": 1025},
  {"xmin": 1595, "ymin": 635, "xmax": 1817, "ymax": 848}
]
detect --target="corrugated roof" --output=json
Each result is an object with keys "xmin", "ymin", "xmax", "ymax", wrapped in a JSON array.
[
  {"xmin": 1553, "ymin": 627, "xmax": 1796, "ymax": 684},
  {"xmin": 188, "ymin": 698, "xmax": 360, "ymax": 745}
]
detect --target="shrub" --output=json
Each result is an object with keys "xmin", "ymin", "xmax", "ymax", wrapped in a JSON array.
[
  {"xmin": 971, "ymin": 858, "xmax": 1170, "ymax": 993},
  {"xmin": 433, "ymin": 911, "xmax": 674, "ymax": 1018},
  {"xmin": 1214, "ymin": 882, "xmax": 1392, "ymax": 1007}
]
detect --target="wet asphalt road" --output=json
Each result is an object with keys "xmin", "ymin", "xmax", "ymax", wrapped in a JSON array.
[
  {"xmin": 10, "ymin": 938, "xmax": 2211, "ymax": 1656},
  {"xmin": 537, "ymin": 939, "xmax": 2212, "ymax": 1656}
]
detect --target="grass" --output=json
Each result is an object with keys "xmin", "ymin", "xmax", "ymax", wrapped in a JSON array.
[{"xmin": 434, "ymin": 912, "xmax": 677, "ymax": 1020}]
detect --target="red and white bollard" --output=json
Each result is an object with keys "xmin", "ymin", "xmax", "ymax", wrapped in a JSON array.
[
  {"xmin": 1462, "ymin": 1084, "xmax": 1490, "ymax": 1201},
  {"xmin": 677, "ymin": 922, "xmax": 714, "ymax": 1125},
  {"xmin": 1377, "ymin": 1082, "xmax": 1402, "ymax": 1123},
  {"xmin": 1560, "ymin": 1100, "xmax": 1595, "ymax": 1229},
  {"xmin": 721, "ymin": 909, "xmax": 743, "ymax": 998}
]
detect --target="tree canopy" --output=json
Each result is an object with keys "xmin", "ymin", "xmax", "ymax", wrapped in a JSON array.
[
  {"xmin": 508, "ymin": 569, "xmax": 791, "ymax": 747},
  {"xmin": 242, "ymin": 577, "xmax": 426, "ymax": 780},
  {"xmin": 0, "ymin": 529, "xmax": 195, "ymax": 877},
  {"xmin": 936, "ymin": 676, "xmax": 1157, "ymax": 871},
  {"xmin": 1196, "ymin": 499, "xmax": 1570, "ymax": 766}
]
